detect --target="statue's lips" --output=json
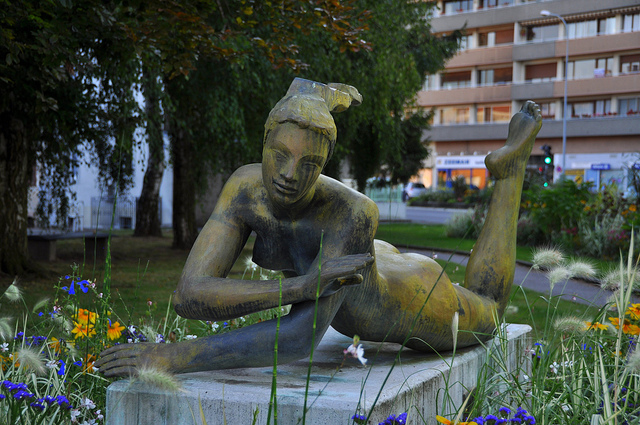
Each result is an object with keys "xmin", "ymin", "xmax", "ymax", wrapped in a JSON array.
[{"xmin": 273, "ymin": 180, "xmax": 297, "ymax": 195}]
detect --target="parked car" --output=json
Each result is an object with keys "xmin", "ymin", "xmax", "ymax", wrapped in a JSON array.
[{"xmin": 402, "ymin": 182, "xmax": 427, "ymax": 202}]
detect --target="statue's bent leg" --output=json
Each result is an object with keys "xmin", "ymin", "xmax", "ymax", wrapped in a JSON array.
[{"xmin": 463, "ymin": 101, "xmax": 542, "ymax": 314}]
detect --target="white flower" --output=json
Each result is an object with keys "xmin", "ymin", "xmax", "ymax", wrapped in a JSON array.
[
  {"xmin": 80, "ymin": 397, "xmax": 96, "ymax": 409},
  {"xmin": 46, "ymin": 359, "xmax": 59, "ymax": 369},
  {"xmin": 0, "ymin": 342, "xmax": 8, "ymax": 352},
  {"xmin": 80, "ymin": 420, "xmax": 97, "ymax": 425},
  {"xmin": 211, "ymin": 322, "xmax": 220, "ymax": 332},
  {"xmin": 95, "ymin": 410, "xmax": 104, "ymax": 420},
  {"xmin": 71, "ymin": 409, "xmax": 81, "ymax": 421},
  {"xmin": 155, "ymin": 334, "xmax": 164, "ymax": 343},
  {"xmin": 128, "ymin": 325, "xmax": 136, "ymax": 333},
  {"xmin": 97, "ymin": 293, "xmax": 103, "ymax": 299},
  {"xmin": 344, "ymin": 343, "xmax": 367, "ymax": 365},
  {"xmin": 185, "ymin": 335, "xmax": 197, "ymax": 340},
  {"xmin": 550, "ymin": 362, "xmax": 559, "ymax": 374}
]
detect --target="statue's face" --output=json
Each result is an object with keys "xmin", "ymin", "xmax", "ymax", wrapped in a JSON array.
[{"xmin": 262, "ymin": 122, "xmax": 329, "ymax": 209}]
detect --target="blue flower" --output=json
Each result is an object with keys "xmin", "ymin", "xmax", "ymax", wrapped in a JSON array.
[
  {"xmin": 56, "ymin": 395, "xmax": 72, "ymax": 409},
  {"xmin": 30, "ymin": 401, "xmax": 46, "ymax": 410},
  {"xmin": 73, "ymin": 360, "xmax": 82, "ymax": 367},
  {"xmin": 499, "ymin": 407, "xmax": 511, "ymax": 416},
  {"xmin": 0, "ymin": 394, "xmax": 5, "ymax": 400},
  {"xmin": 352, "ymin": 414, "xmax": 368, "ymax": 424},
  {"xmin": 57, "ymin": 360, "xmax": 66, "ymax": 376},
  {"xmin": 62, "ymin": 278, "xmax": 90, "ymax": 295},
  {"xmin": 13, "ymin": 390, "xmax": 34, "ymax": 400}
]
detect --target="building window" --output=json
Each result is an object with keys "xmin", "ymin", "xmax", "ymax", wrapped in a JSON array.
[
  {"xmin": 478, "ymin": 29, "xmax": 513, "ymax": 47},
  {"xmin": 536, "ymin": 102, "xmax": 556, "ymax": 119},
  {"xmin": 619, "ymin": 96, "xmax": 640, "ymax": 116},
  {"xmin": 622, "ymin": 13, "xmax": 640, "ymax": 32},
  {"xmin": 620, "ymin": 54, "xmax": 640, "ymax": 74},
  {"xmin": 478, "ymin": 67, "xmax": 512, "ymax": 85},
  {"xmin": 476, "ymin": 104, "xmax": 511, "ymax": 123},
  {"xmin": 570, "ymin": 99, "xmax": 611, "ymax": 118},
  {"xmin": 443, "ymin": 0, "xmax": 473, "ymax": 15},
  {"xmin": 440, "ymin": 107, "xmax": 470, "ymax": 125},
  {"xmin": 525, "ymin": 63, "xmax": 557, "ymax": 82},
  {"xmin": 522, "ymin": 24, "xmax": 558, "ymax": 43},
  {"xmin": 478, "ymin": 0, "xmax": 499, "ymax": 8},
  {"xmin": 568, "ymin": 57, "xmax": 612, "ymax": 80},
  {"xmin": 459, "ymin": 35, "xmax": 472, "ymax": 51},
  {"xmin": 441, "ymin": 70, "xmax": 472, "ymax": 89},
  {"xmin": 564, "ymin": 18, "xmax": 615, "ymax": 39}
]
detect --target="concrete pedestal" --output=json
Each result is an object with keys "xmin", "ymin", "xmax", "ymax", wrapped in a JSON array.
[{"xmin": 106, "ymin": 324, "xmax": 531, "ymax": 425}]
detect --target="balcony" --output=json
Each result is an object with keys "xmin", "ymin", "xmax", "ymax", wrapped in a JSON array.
[{"xmin": 418, "ymin": 84, "xmax": 512, "ymax": 107}]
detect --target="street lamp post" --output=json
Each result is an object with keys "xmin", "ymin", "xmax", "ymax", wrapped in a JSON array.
[{"xmin": 540, "ymin": 10, "xmax": 568, "ymax": 180}]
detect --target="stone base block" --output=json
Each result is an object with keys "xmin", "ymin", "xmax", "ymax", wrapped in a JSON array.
[{"xmin": 106, "ymin": 324, "xmax": 531, "ymax": 425}]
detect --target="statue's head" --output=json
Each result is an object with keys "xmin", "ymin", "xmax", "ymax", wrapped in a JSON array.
[
  {"xmin": 264, "ymin": 78, "xmax": 362, "ymax": 166},
  {"xmin": 262, "ymin": 78, "xmax": 361, "ymax": 210}
]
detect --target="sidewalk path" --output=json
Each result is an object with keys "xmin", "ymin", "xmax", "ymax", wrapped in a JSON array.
[{"xmin": 400, "ymin": 247, "xmax": 639, "ymax": 308}]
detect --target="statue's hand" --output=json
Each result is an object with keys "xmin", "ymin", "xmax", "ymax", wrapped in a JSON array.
[
  {"xmin": 306, "ymin": 253, "xmax": 374, "ymax": 299},
  {"xmin": 95, "ymin": 343, "xmax": 165, "ymax": 378}
]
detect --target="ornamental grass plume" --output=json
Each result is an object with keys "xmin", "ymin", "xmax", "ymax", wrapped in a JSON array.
[
  {"xmin": 532, "ymin": 247, "xmax": 564, "ymax": 270},
  {"xmin": 567, "ymin": 260, "xmax": 596, "ymax": 280},
  {"xmin": 136, "ymin": 365, "xmax": 182, "ymax": 392},
  {"xmin": 554, "ymin": 316, "xmax": 586, "ymax": 334},
  {"xmin": 600, "ymin": 264, "xmax": 640, "ymax": 290},
  {"xmin": 626, "ymin": 347, "xmax": 640, "ymax": 372},
  {"xmin": 547, "ymin": 266, "xmax": 572, "ymax": 291},
  {"xmin": 15, "ymin": 346, "xmax": 46, "ymax": 375},
  {"xmin": 2, "ymin": 280, "xmax": 23, "ymax": 303},
  {"xmin": 0, "ymin": 317, "xmax": 13, "ymax": 341}
]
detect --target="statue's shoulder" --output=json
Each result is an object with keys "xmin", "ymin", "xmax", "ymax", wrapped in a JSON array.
[
  {"xmin": 317, "ymin": 175, "xmax": 378, "ymax": 217},
  {"xmin": 224, "ymin": 164, "xmax": 264, "ymax": 193}
]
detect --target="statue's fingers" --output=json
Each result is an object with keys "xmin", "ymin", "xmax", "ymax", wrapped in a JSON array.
[
  {"xmin": 336, "ymin": 274, "xmax": 363, "ymax": 287},
  {"xmin": 103, "ymin": 365, "xmax": 138, "ymax": 378},
  {"xmin": 99, "ymin": 344, "xmax": 134, "ymax": 358}
]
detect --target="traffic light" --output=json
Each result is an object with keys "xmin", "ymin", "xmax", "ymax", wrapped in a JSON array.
[
  {"xmin": 541, "ymin": 144, "xmax": 552, "ymax": 165},
  {"xmin": 540, "ymin": 144, "xmax": 553, "ymax": 186}
]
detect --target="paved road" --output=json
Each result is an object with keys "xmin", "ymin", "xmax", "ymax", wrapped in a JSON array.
[
  {"xmin": 400, "ymin": 247, "xmax": 639, "ymax": 308},
  {"xmin": 406, "ymin": 206, "xmax": 469, "ymax": 225}
]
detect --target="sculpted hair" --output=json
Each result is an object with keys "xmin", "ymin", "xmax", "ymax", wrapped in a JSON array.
[{"xmin": 264, "ymin": 78, "xmax": 362, "ymax": 164}]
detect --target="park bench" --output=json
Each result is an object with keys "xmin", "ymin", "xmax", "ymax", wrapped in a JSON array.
[{"xmin": 27, "ymin": 231, "xmax": 111, "ymax": 263}]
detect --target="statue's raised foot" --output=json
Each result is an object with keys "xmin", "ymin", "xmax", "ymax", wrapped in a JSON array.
[{"xmin": 485, "ymin": 101, "xmax": 542, "ymax": 180}]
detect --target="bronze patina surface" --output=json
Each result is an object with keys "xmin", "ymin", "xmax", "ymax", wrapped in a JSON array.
[{"xmin": 96, "ymin": 78, "xmax": 542, "ymax": 376}]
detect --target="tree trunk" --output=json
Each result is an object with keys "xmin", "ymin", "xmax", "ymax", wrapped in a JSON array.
[
  {"xmin": 170, "ymin": 125, "xmax": 198, "ymax": 249},
  {"xmin": 134, "ymin": 64, "xmax": 165, "ymax": 238},
  {"xmin": 0, "ymin": 113, "xmax": 32, "ymax": 290}
]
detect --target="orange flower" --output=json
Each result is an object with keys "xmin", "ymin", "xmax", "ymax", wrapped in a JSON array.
[
  {"xmin": 608, "ymin": 317, "xmax": 640, "ymax": 335},
  {"xmin": 106, "ymin": 320, "xmax": 125, "ymax": 341},
  {"xmin": 83, "ymin": 354, "xmax": 97, "ymax": 374},
  {"xmin": 584, "ymin": 321, "xmax": 608, "ymax": 331},
  {"xmin": 627, "ymin": 304, "xmax": 640, "ymax": 320},
  {"xmin": 436, "ymin": 416, "xmax": 478, "ymax": 425},
  {"xmin": 75, "ymin": 308, "xmax": 98, "ymax": 325},
  {"xmin": 630, "ymin": 205, "xmax": 637, "ymax": 212},
  {"xmin": 71, "ymin": 321, "xmax": 96, "ymax": 339}
]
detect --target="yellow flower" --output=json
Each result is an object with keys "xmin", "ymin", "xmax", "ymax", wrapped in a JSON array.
[
  {"xmin": 71, "ymin": 321, "xmax": 96, "ymax": 339},
  {"xmin": 106, "ymin": 320, "xmax": 125, "ymax": 341},
  {"xmin": 630, "ymin": 205, "xmax": 637, "ymax": 212},
  {"xmin": 584, "ymin": 321, "xmax": 608, "ymax": 331},
  {"xmin": 75, "ymin": 308, "xmax": 98, "ymax": 325}
]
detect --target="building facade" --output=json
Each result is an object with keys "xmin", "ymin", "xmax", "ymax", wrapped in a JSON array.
[{"xmin": 418, "ymin": 0, "xmax": 640, "ymax": 191}]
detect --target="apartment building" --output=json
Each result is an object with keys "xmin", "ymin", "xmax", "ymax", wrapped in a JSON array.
[{"xmin": 417, "ymin": 0, "xmax": 640, "ymax": 191}]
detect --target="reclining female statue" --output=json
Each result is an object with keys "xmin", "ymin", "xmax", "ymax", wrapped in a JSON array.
[{"xmin": 97, "ymin": 78, "xmax": 542, "ymax": 376}]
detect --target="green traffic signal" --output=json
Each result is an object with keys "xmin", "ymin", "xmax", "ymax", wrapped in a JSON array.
[{"xmin": 544, "ymin": 156, "xmax": 552, "ymax": 164}]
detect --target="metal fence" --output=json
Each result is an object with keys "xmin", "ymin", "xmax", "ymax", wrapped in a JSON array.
[{"xmin": 90, "ymin": 196, "xmax": 162, "ymax": 230}]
